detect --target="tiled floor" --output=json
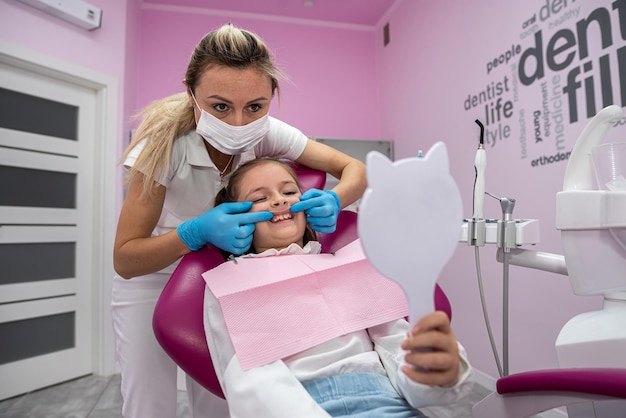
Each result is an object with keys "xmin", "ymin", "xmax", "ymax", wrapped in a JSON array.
[
  {"xmin": 0, "ymin": 374, "xmax": 191, "ymax": 418},
  {"xmin": 0, "ymin": 373, "xmax": 492, "ymax": 418}
]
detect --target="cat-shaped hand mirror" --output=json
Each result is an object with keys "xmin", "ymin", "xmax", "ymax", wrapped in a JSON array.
[{"xmin": 358, "ymin": 142, "xmax": 462, "ymax": 322}]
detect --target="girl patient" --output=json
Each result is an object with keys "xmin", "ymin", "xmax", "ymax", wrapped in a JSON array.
[{"xmin": 203, "ymin": 158, "xmax": 473, "ymax": 418}]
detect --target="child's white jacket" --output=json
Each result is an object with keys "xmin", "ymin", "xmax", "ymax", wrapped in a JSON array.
[{"xmin": 203, "ymin": 243, "xmax": 474, "ymax": 418}]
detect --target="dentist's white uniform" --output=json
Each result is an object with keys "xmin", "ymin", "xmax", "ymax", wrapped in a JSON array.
[{"xmin": 112, "ymin": 120, "xmax": 308, "ymax": 418}]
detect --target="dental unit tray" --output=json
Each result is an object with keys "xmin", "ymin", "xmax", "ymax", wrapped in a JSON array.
[{"xmin": 460, "ymin": 218, "xmax": 540, "ymax": 246}]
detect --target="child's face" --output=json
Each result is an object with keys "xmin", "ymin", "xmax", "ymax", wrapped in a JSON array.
[{"xmin": 236, "ymin": 162, "xmax": 306, "ymax": 252}]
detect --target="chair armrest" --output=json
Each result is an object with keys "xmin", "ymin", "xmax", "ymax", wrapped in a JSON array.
[{"xmin": 497, "ymin": 368, "xmax": 626, "ymax": 398}]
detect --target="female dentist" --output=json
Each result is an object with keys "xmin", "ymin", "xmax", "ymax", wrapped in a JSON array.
[{"xmin": 112, "ymin": 23, "xmax": 366, "ymax": 418}]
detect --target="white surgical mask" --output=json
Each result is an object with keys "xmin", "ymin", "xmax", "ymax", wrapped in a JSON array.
[{"xmin": 191, "ymin": 93, "xmax": 270, "ymax": 154}]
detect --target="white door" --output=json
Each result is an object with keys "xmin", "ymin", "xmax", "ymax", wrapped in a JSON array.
[{"xmin": 0, "ymin": 59, "xmax": 96, "ymax": 400}]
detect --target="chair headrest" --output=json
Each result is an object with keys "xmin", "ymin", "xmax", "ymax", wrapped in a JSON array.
[
  {"xmin": 317, "ymin": 210, "xmax": 359, "ymax": 254},
  {"xmin": 293, "ymin": 164, "xmax": 326, "ymax": 192}
]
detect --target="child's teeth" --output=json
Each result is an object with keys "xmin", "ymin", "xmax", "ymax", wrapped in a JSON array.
[{"xmin": 272, "ymin": 213, "xmax": 292, "ymax": 222}]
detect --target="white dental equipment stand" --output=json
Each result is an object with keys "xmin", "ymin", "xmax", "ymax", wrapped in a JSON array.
[
  {"xmin": 472, "ymin": 105, "xmax": 626, "ymax": 417},
  {"xmin": 554, "ymin": 105, "xmax": 626, "ymax": 374},
  {"xmin": 356, "ymin": 107, "xmax": 626, "ymax": 417}
]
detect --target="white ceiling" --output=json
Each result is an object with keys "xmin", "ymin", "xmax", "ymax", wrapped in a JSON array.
[{"xmin": 141, "ymin": 0, "xmax": 398, "ymax": 26}]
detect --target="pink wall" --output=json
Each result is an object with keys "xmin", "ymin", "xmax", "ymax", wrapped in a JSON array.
[
  {"xmin": 124, "ymin": 0, "xmax": 141, "ymax": 143},
  {"xmin": 377, "ymin": 0, "xmax": 626, "ymax": 379},
  {"xmin": 0, "ymin": 0, "xmax": 126, "ymax": 77},
  {"xmin": 4, "ymin": 0, "xmax": 625, "ymax": 384},
  {"xmin": 0, "ymin": 0, "xmax": 129, "ymax": 146},
  {"xmin": 134, "ymin": 7, "xmax": 381, "ymax": 140}
]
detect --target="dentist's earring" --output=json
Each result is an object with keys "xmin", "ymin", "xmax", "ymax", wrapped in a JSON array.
[{"xmin": 188, "ymin": 102, "xmax": 193, "ymax": 108}]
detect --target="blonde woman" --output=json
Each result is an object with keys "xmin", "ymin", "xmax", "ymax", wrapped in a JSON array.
[{"xmin": 112, "ymin": 24, "xmax": 366, "ymax": 418}]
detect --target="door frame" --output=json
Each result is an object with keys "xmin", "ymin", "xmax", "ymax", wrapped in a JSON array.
[{"xmin": 0, "ymin": 39, "xmax": 120, "ymax": 376}]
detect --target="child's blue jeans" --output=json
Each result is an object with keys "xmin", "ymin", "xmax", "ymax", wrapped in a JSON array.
[{"xmin": 302, "ymin": 372, "xmax": 429, "ymax": 418}]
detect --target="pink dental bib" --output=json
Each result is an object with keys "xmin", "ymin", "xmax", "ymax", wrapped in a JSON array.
[{"xmin": 203, "ymin": 239, "xmax": 408, "ymax": 370}]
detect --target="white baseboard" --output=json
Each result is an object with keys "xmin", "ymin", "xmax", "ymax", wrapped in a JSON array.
[{"xmin": 472, "ymin": 369, "xmax": 568, "ymax": 418}]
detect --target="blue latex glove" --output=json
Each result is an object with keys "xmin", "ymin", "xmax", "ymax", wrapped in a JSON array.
[
  {"xmin": 290, "ymin": 189, "xmax": 340, "ymax": 233},
  {"xmin": 177, "ymin": 202, "xmax": 273, "ymax": 254}
]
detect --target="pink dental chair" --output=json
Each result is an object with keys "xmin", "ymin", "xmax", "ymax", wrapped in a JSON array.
[{"xmin": 152, "ymin": 164, "xmax": 452, "ymax": 398}]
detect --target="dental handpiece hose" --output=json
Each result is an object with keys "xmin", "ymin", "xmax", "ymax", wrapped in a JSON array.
[
  {"xmin": 502, "ymin": 210, "xmax": 511, "ymax": 377},
  {"xmin": 473, "ymin": 120, "xmax": 486, "ymax": 221},
  {"xmin": 468, "ymin": 120, "xmax": 487, "ymax": 247},
  {"xmin": 489, "ymin": 194, "xmax": 516, "ymax": 377}
]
